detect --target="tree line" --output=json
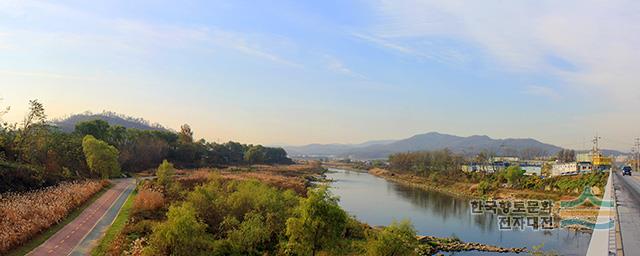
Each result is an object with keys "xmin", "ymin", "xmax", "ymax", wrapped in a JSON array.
[
  {"xmin": 388, "ymin": 149, "xmax": 464, "ymax": 176},
  {"xmin": 0, "ymin": 100, "xmax": 292, "ymax": 193}
]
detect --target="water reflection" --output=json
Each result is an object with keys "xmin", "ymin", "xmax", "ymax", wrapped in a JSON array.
[{"xmin": 326, "ymin": 169, "xmax": 591, "ymax": 256}]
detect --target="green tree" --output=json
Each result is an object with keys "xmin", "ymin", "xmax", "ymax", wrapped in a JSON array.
[
  {"xmin": 75, "ymin": 119, "xmax": 110, "ymax": 141},
  {"xmin": 285, "ymin": 186, "xmax": 348, "ymax": 256},
  {"xmin": 178, "ymin": 124, "xmax": 194, "ymax": 144},
  {"xmin": 156, "ymin": 159, "xmax": 175, "ymax": 188},
  {"xmin": 504, "ymin": 166, "xmax": 525, "ymax": 186},
  {"xmin": 244, "ymin": 145, "xmax": 266, "ymax": 164},
  {"xmin": 16, "ymin": 100, "xmax": 48, "ymax": 164},
  {"xmin": 145, "ymin": 203, "xmax": 212, "ymax": 256},
  {"xmin": 366, "ymin": 220, "xmax": 418, "ymax": 256},
  {"xmin": 82, "ymin": 135, "xmax": 120, "ymax": 178},
  {"xmin": 226, "ymin": 212, "xmax": 271, "ymax": 255}
]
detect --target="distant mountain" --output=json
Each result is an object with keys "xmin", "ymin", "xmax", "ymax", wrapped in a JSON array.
[
  {"xmin": 284, "ymin": 139, "xmax": 396, "ymax": 157},
  {"xmin": 285, "ymin": 132, "xmax": 564, "ymax": 160},
  {"xmin": 52, "ymin": 111, "xmax": 170, "ymax": 132}
]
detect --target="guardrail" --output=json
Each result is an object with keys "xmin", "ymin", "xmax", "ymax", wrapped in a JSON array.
[{"xmin": 586, "ymin": 169, "xmax": 616, "ymax": 256}]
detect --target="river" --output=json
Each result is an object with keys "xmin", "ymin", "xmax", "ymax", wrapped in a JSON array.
[{"xmin": 325, "ymin": 168, "xmax": 591, "ymax": 256}]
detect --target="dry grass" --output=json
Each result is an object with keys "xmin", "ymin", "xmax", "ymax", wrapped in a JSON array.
[
  {"xmin": 133, "ymin": 190, "xmax": 164, "ymax": 213},
  {"xmin": 174, "ymin": 164, "xmax": 320, "ymax": 195},
  {"xmin": 0, "ymin": 180, "xmax": 107, "ymax": 254}
]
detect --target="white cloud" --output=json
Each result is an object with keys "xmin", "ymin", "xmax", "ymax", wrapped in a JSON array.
[
  {"xmin": 324, "ymin": 55, "xmax": 366, "ymax": 79},
  {"xmin": 0, "ymin": 1, "xmax": 302, "ymax": 68},
  {"xmin": 364, "ymin": 0, "xmax": 640, "ymax": 105},
  {"xmin": 523, "ymin": 85, "xmax": 561, "ymax": 100},
  {"xmin": 352, "ymin": 32, "xmax": 468, "ymax": 65}
]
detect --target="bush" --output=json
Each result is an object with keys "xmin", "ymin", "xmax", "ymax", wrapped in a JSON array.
[
  {"xmin": 133, "ymin": 190, "xmax": 164, "ymax": 214},
  {"xmin": 144, "ymin": 203, "xmax": 212, "ymax": 256},
  {"xmin": 0, "ymin": 161, "xmax": 44, "ymax": 193},
  {"xmin": 345, "ymin": 216, "xmax": 367, "ymax": 239},
  {"xmin": 156, "ymin": 160, "xmax": 175, "ymax": 189},
  {"xmin": 366, "ymin": 220, "xmax": 418, "ymax": 256},
  {"xmin": 504, "ymin": 166, "xmax": 525, "ymax": 187},
  {"xmin": 478, "ymin": 180, "xmax": 491, "ymax": 195},
  {"xmin": 225, "ymin": 212, "xmax": 270, "ymax": 254},
  {"xmin": 285, "ymin": 186, "xmax": 348, "ymax": 255}
]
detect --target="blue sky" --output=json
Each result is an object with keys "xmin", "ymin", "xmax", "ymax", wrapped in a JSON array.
[{"xmin": 1, "ymin": 0, "xmax": 639, "ymax": 150}]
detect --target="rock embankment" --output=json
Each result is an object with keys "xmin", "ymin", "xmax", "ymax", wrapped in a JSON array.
[{"xmin": 417, "ymin": 235, "xmax": 527, "ymax": 255}]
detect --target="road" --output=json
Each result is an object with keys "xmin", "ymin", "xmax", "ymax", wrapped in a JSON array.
[
  {"xmin": 28, "ymin": 178, "xmax": 135, "ymax": 256},
  {"xmin": 614, "ymin": 170, "xmax": 640, "ymax": 255}
]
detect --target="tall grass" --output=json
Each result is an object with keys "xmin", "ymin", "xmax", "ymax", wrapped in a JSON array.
[{"xmin": 0, "ymin": 180, "xmax": 107, "ymax": 254}]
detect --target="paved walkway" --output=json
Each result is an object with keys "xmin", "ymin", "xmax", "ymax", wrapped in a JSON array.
[
  {"xmin": 614, "ymin": 171, "xmax": 640, "ymax": 256},
  {"xmin": 586, "ymin": 170, "xmax": 614, "ymax": 256},
  {"xmin": 28, "ymin": 178, "xmax": 135, "ymax": 256}
]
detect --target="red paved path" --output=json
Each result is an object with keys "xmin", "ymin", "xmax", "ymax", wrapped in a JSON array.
[{"xmin": 28, "ymin": 179, "xmax": 130, "ymax": 256}]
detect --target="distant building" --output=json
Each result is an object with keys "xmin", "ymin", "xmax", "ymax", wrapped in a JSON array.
[
  {"xmin": 491, "ymin": 156, "xmax": 519, "ymax": 163},
  {"xmin": 521, "ymin": 165, "xmax": 542, "ymax": 176},
  {"xmin": 577, "ymin": 162, "xmax": 592, "ymax": 173},
  {"xmin": 461, "ymin": 164, "xmax": 498, "ymax": 173},
  {"xmin": 551, "ymin": 162, "xmax": 578, "ymax": 176}
]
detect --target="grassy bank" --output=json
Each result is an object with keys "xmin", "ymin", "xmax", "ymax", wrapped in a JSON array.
[
  {"xmin": 367, "ymin": 168, "xmax": 599, "ymax": 201},
  {"xmin": 6, "ymin": 182, "xmax": 112, "ymax": 256},
  {"xmin": 368, "ymin": 168, "xmax": 478, "ymax": 199},
  {"xmin": 91, "ymin": 189, "xmax": 137, "ymax": 256}
]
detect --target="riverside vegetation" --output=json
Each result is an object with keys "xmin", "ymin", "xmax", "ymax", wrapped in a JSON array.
[
  {"xmin": 353, "ymin": 150, "xmax": 609, "ymax": 201},
  {"xmin": 97, "ymin": 162, "xmax": 529, "ymax": 256}
]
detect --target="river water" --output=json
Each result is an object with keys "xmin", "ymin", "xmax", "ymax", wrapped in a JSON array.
[{"xmin": 325, "ymin": 168, "xmax": 591, "ymax": 256}]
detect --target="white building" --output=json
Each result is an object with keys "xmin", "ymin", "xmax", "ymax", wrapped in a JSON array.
[
  {"xmin": 551, "ymin": 162, "xmax": 578, "ymax": 176},
  {"xmin": 521, "ymin": 165, "xmax": 542, "ymax": 176},
  {"xmin": 461, "ymin": 164, "xmax": 497, "ymax": 173},
  {"xmin": 491, "ymin": 156, "xmax": 519, "ymax": 162}
]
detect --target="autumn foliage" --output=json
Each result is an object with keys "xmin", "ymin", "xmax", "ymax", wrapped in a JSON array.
[
  {"xmin": 0, "ymin": 180, "xmax": 106, "ymax": 254},
  {"xmin": 133, "ymin": 190, "xmax": 165, "ymax": 213}
]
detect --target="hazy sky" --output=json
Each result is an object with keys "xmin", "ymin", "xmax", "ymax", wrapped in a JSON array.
[{"xmin": 1, "ymin": 0, "xmax": 639, "ymax": 150}]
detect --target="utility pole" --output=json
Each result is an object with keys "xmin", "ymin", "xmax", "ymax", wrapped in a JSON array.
[
  {"xmin": 633, "ymin": 138, "xmax": 640, "ymax": 172},
  {"xmin": 592, "ymin": 135, "xmax": 601, "ymax": 155}
]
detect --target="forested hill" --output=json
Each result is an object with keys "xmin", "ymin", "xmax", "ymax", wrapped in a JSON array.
[{"xmin": 52, "ymin": 111, "xmax": 169, "ymax": 132}]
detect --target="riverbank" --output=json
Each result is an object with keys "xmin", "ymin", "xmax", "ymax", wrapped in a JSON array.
[
  {"xmin": 324, "ymin": 167, "xmax": 590, "ymax": 255},
  {"xmin": 367, "ymin": 168, "xmax": 604, "ymax": 201},
  {"xmin": 368, "ymin": 168, "xmax": 477, "ymax": 199},
  {"xmin": 366, "ymin": 167, "xmax": 603, "ymax": 233},
  {"xmin": 417, "ymin": 236, "xmax": 527, "ymax": 255}
]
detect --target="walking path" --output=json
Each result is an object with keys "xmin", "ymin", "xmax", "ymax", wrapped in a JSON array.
[{"xmin": 28, "ymin": 178, "xmax": 135, "ymax": 256}]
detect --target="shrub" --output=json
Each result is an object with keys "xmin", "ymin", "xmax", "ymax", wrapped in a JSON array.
[
  {"xmin": 478, "ymin": 180, "xmax": 491, "ymax": 195},
  {"xmin": 285, "ymin": 186, "xmax": 348, "ymax": 256},
  {"xmin": 144, "ymin": 203, "xmax": 212, "ymax": 256},
  {"xmin": 345, "ymin": 216, "xmax": 367, "ymax": 239},
  {"xmin": 504, "ymin": 166, "xmax": 525, "ymax": 187},
  {"xmin": 366, "ymin": 220, "xmax": 418, "ymax": 256},
  {"xmin": 156, "ymin": 160, "xmax": 175, "ymax": 189},
  {"xmin": 133, "ymin": 190, "xmax": 164, "ymax": 214}
]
